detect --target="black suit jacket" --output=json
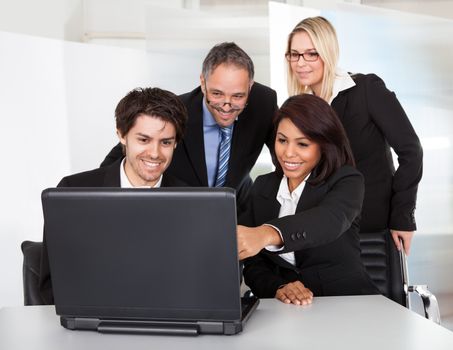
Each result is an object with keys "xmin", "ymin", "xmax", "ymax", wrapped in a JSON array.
[
  {"xmin": 242, "ymin": 166, "xmax": 378, "ymax": 298},
  {"xmin": 38, "ymin": 158, "xmax": 184, "ymax": 304},
  {"xmin": 101, "ymin": 82, "xmax": 278, "ymax": 213},
  {"xmin": 332, "ymin": 74, "xmax": 423, "ymax": 231}
]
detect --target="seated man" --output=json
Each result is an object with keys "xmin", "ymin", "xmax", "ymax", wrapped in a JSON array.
[{"xmin": 38, "ymin": 87, "xmax": 188, "ymax": 304}]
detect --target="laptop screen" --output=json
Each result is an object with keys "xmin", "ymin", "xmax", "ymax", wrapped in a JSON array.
[{"xmin": 42, "ymin": 187, "xmax": 242, "ymax": 322}]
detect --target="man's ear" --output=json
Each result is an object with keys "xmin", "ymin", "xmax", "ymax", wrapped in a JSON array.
[
  {"xmin": 200, "ymin": 74, "xmax": 206, "ymax": 94},
  {"xmin": 249, "ymin": 79, "xmax": 255, "ymax": 90},
  {"xmin": 117, "ymin": 129, "xmax": 126, "ymax": 145}
]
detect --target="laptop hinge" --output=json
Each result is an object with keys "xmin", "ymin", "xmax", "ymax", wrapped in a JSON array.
[
  {"xmin": 98, "ymin": 323, "xmax": 199, "ymax": 336},
  {"xmin": 62, "ymin": 317, "xmax": 201, "ymax": 336},
  {"xmin": 62, "ymin": 317, "xmax": 230, "ymax": 335}
]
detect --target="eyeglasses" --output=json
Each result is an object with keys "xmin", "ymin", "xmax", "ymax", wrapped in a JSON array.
[
  {"xmin": 285, "ymin": 51, "xmax": 320, "ymax": 62},
  {"xmin": 204, "ymin": 83, "xmax": 249, "ymax": 112}
]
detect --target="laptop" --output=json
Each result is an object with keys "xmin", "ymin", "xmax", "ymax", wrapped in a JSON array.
[{"xmin": 42, "ymin": 187, "xmax": 259, "ymax": 336}]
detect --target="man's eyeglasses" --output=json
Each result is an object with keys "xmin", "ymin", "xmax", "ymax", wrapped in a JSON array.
[
  {"xmin": 285, "ymin": 51, "xmax": 320, "ymax": 62},
  {"xmin": 204, "ymin": 84, "xmax": 249, "ymax": 112}
]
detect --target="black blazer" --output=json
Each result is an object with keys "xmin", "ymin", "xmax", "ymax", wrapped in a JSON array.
[
  {"xmin": 101, "ymin": 82, "xmax": 278, "ymax": 213},
  {"xmin": 242, "ymin": 166, "xmax": 378, "ymax": 298},
  {"xmin": 332, "ymin": 74, "xmax": 423, "ymax": 231},
  {"xmin": 38, "ymin": 158, "xmax": 184, "ymax": 304}
]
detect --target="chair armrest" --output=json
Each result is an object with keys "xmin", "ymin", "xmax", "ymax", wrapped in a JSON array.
[
  {"xmin": 408, "ymin": 284, "xmax": 441, "ymax": 324},
  {"xmin": 21, "ymin": 240, "xmax": 45, "ymax": 305},
  {"xmin": 398, "ymin": 239, "xmax": 441, "ymax": 325}
]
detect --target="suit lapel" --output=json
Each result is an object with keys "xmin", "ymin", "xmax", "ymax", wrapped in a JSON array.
[
  {"xmin": 254, "ymin": 172, "xmax": 281, "ymax": 222},
  {"xmin": 253, "ymin": 174, "xmax": 298, "ymax": 269},
  {"xmin": 296, "ymin": 178, "xmax": 325, "ymax": 212},
  {"xmin": 102, "ymin": 158, "xmax": 122, "ymax": 186},
  {"xmin": 183, "ymin": 90, "xmax": 209, "ymax": 186},
  {"xmin": 225, "ymin": 109, "xmax": 248, "ymax": 187},
  {"xmin": 331, "ymin": 73, "xmax": 357, "ymax": 123},
  {"xmin": 331, "ymin": 91, "xmax": 348, "ymax": 123},
  {"xmin": 293, "ymin": 176, "xmax": 326, "ymax": 265}
]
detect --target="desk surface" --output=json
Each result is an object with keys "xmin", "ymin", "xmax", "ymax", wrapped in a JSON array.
[{"xmin": 1, "ymin": 295, "xmax": 452, "ymax": 350}]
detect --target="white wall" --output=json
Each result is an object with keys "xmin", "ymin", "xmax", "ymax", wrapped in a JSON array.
[
  {"xmin": 0, "ymin": 0, "xmax": 83, "ymax": 41},
  {"xmin": 0, "ymin": 30, "xmax": 201, "ymax": 306}
]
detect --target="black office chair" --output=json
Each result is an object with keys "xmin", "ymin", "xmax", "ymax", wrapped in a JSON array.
[
  {"xmin": 360, "ymin": 229, "xmax": 441, "ymax": 324},
  {"xmin": 21, "ymin": 240, "xmax": 45, "ymax": 305}
]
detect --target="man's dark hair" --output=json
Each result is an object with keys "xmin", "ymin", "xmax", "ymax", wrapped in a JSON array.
[
  {"xmin": 115, "ymin": 87, "xmax": 187, "ymax": 142},
  {"xmin": 202, "ymin": 42, "xmax": 254, "ymax": 80},
  {"xmin": 273, "ymin": 94, "xmax": 355, "ymax": 185}
]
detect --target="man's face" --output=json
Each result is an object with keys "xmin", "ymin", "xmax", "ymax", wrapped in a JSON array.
[
  {"xmin": 200, "ymin": 63, "xmax": 252, "ymax": 128},
  {"xmin": 118, "ymin": 115, "xmax": 176, "ymax": 187}
]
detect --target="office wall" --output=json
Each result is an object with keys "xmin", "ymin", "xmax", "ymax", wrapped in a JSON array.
[
  {"xmin": 0, "ymin": 30, "xmax": 200, "ymax": 306},
  {"xmin": 0, "ymin": 0, "xmax": 83, "ymax": 41}
]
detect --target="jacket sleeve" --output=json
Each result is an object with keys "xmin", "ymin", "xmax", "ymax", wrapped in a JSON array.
[
  {"xmin": 267, "ymin": 168, "xmax": 364, "ymax": 253},
  {"xmin": 365, "ymin": 74, "xmax": 423, "ymax": 230},
  {"xmin": 243, "ymin": 254, "xmax": 287, "ymax": 298}
]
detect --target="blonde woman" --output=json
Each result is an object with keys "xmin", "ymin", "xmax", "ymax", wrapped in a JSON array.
[{"xmin": 285, "ymin": 16, "xmax": 423, "ymax": 255}]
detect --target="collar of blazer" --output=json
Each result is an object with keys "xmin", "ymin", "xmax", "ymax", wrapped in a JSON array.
[
  {"xmin": 331, "ymin": 72, "xmax": 361, "ymax": 120},
  {"xmin": 181, "ymin": 88, "xmax": 210, "ymax": 186},
  {"xmin": 102, "ymin": 158, "xmax": 122, "ymax": 187},
  {"xmin": 257, "ymin": 171, "xmax": 324, "ymax": 209}
]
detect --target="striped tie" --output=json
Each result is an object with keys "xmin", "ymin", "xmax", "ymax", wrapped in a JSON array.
[{"xmin": 214, "ymin": 126, "xmax": 232, "ymax": 187}]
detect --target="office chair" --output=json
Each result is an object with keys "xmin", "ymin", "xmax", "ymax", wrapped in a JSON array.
[
  {"xmin": 21, "ymin": 240, "xmax": 45, "ymax": 305},
  {"xmin": 360, "ymin": 229, "xmax": 441, "ymax": 324}
]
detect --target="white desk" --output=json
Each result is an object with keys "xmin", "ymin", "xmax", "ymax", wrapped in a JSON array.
[{"xmin": 1, "ymin": 295, "xmax": 452, "ymax": 350}]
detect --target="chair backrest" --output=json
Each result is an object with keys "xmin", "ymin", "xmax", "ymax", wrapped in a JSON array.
[
  {"xmin": 359, "ymin": 230, "xmax": 406, "ymax": 306},
  {"xmin": 21, "ymin": 240, "xmax": 45, "ymax": 305}
]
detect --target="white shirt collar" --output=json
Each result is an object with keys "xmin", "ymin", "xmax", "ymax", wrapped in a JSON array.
[
  {"xmin": 276, "ymin": 174, "xmax": 307, "ymax": 205},
  {"xmin": 329, "ymin": 68, "xmax": 356, "ymax": 103},
  {"xmin": 120, "ymin": 158, "xmax": 162, "ymax": 188}
]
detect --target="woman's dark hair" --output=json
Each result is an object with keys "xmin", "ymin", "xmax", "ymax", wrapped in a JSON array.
[{"xmin": 273, "ymin": 94, "xmax": 355, "ymax": 185}]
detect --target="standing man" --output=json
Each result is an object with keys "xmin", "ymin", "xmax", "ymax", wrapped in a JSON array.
[
  {"xmin": 39, "ymin": 87, "xmax": 188, "ymax": 304},
  {"xmin": 102, "ymin": 42, "xmax": 278, "ymax": 213}
]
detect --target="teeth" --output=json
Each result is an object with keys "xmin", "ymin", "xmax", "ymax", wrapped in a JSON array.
[
  {"xmin": 143, "ymin": 160, "xmax": 160, "ymax": 168},
  {"xmin": 284, "ymin": 161, "xmax": 302, "ymax": 169}
]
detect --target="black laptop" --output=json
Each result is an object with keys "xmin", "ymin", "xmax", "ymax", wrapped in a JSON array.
[{"xmin": 42, "ymin": 187, "xmax": 258, "ymax": 335}]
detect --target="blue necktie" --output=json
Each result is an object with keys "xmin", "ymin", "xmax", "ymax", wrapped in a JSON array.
[{"xmin": 214, "ymin": 127, "xmax": 232, "ymax": 187}]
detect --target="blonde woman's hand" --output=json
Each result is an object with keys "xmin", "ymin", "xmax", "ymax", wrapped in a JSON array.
[{"xmin": 390, "ymin": 230, "xmax": 414, "ymax": 255}]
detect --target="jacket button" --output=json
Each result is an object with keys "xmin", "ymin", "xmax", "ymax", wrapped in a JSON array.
[
  {"xmin": 291, "ymin": 233, "xmax": 297, "ymax": 241},
  {"xmin": 296, "ymin": 232, "xmax": 301, "ymax": 239},
  {"xmin": 302, "ymin": 231, "xmax": 307, "ymax": 239}
]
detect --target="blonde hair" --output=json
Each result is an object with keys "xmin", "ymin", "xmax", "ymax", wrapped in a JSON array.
[{"xmin": 286, "ymin": 16, "xmax": 339, "ymax": 102}]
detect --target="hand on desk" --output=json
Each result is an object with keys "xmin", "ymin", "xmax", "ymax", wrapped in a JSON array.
[
  {"xmin": 237, "ymin": 225, "xmax": 283, "ymax": 260},
  {"xmin": 275, "ymin": 281, "xmax": 313, "ymax": 306}
]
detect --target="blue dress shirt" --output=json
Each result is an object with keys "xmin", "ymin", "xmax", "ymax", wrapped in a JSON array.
[{"xmin": 202, "ymin": 100, "xmax": 234, "ymax": 187}]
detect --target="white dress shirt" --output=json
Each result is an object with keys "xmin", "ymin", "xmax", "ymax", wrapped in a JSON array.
[
  {"xmin": 266, "ymin": 175, "xmax": 307, "ymax": 266},
  {"xmin": 120, "ymin": 158, "xmax": 162, "ymax": 188}
]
